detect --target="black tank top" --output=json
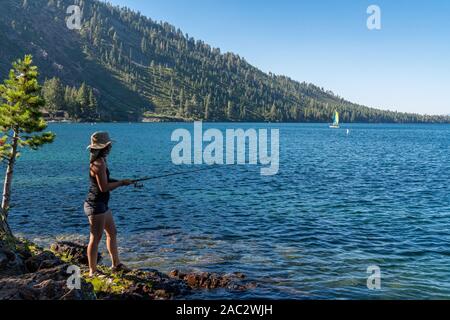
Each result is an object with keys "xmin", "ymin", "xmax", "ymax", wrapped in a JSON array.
[{"xmin": 86, "ymin": 165, "xmax": 113, "ymax": 206}]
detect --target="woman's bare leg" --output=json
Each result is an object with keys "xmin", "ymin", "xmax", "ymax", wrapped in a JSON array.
[
  {"xmin": 104, "ymin": 211, "xmax": 120, "ymax": 268},
  {"xmin": 88, "ymin": 213, "xmax": 106, "ymax": 276}
]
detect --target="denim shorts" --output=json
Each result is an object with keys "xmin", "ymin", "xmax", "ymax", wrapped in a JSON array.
[{"xmin": 84, "ymin": 201, "xmax": 109, "ymax": 216}]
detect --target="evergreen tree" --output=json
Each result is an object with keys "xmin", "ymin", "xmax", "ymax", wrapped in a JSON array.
[
  {"xmin": 87, "ymin": 88, "xmax": 98, "ymax": 120},
  {"xmin": 239, "ymin": 105, "xmax": 247, "ymax": 120},
  {"xmin": 269, "ymin": 103, "xmax": 277, "ymax": 122},
  {"xmin": 0, "ymin": 55, "xmax": 55, "ymax": 236},
  {"xmin": 227, "ymin": 101, "xmax": 236, "ymax": 120},
  {"xmin": 77, "ymin": 82, "xmax": 89, "ymax": 117},
  {"xmin": 64, "ymin": 86, "xmax": 75, "ymax": 117},
  {"xmin": 178, "ymin": 89, "xmax": 185, "ymax": 116},
  {"xmin": 113, "ymin": 31, "xmax": 119, "ymax": 43},
  {"xmin": 42, "ymin": 77, "xmax": 64, "ymax": 112},
  {"xmin": 141, "ymin": 37, "xmax": 148, "ymax": 54},
  {"xmin": 190, "ymin": 94, "xmax": 198, "ymax": 116},
  {"xmin": 204, "ymin": 93, "xmax": 211, "ymax": 120},
  {"xmin": 184, "ymin": 98, "xmax": 192, "ymax": 117}
]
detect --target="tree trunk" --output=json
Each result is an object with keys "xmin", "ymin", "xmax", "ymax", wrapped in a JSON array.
[
  {"xmin": 0, "ymin": 130, "xmax": 18, "ymax": 237},
  {"xmin": 0, "ymin": 213, "xmax": 11, "ymax": 236}
]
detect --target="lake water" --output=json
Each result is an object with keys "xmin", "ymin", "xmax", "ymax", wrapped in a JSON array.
[{"xmin": 9, "ymin": 123, "xmax": 450, "ymax": 299}]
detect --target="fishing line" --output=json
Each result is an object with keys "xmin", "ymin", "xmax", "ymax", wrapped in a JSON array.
[{"xmin": 132, "ymin": 165, "xmax": 223, "ymax": 187}]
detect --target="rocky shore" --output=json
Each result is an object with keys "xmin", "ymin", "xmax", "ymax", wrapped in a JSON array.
[
  {"xmin": 0, "ymin": 237, "xmax": 256, "ymax": 300},
  {"xmin": 141, "ymin": 113, "xmax": 192, "ymax": 123}
]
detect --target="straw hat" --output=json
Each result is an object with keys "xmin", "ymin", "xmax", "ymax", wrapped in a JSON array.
[{"xmin": 87, "ymin": 132, "xmax": 114, "ymax": 150}]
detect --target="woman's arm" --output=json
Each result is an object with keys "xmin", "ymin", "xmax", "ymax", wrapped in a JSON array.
[{"xmin": 91, "ymin": 159, "xmax": 133, "ymax": 192}]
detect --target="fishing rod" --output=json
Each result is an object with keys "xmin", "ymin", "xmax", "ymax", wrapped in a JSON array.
[{"xmin": 131, "ymin": 165, "xmax": 222, "ymax": 187}]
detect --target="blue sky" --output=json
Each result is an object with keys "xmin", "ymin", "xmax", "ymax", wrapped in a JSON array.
[{"xmin": 106, "ymin": 0, "xmax": 450, "ymax": 115}]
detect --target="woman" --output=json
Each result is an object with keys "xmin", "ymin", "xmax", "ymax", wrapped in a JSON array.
[{"xmin": 84, "ymin": 132, "xmax": 133, "ymax": 276}]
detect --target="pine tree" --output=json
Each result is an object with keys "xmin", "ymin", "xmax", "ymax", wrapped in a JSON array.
[
  {"xmin": 42, "ymin": 77, "xmax": 64, "ymax": 112},
  {"xmin": 239, "ymin": 105, "xmax": 247, "ymax": 120},
  {"xmin": 77, "ymin": 82, "xmax": 89, "ymax": 117},
  {"xmin": 77, "ymin": 83, "xmax": 89, "ymax": 105},
  {"xmin": 113, "ymin": 31, "xmax": 119, "ymax": 43},
  {"xmin": 178, "ymin": 89, "xmax": 185, "ymax": 116},
  {"xmin": 184, "ymin": 99, "xmax": 192, "ymax": 117},
  {"xmin": 227, "ymin": 101, "xmax": 235, "ymax": 120},
  {"xmin": 88, "ymin": 88, "xmax": 98, "ymax": 120},
  {"xmin": 64, "ymin": 86, "xmax": 75, "ymax": 117},
  {"xmin": 270, "ymin": 103, "xmax": 277, "ymax": 122},
  {"xmin": 190, "ymin": 94, "xmax": 198, "ymax": 116},
  {"xmin": 204, "ymin": 93, "xmax": 211, "ymax": 120},
  {"xmin": 141, "ymin": 37, "xmax": 148, "ymax": 54},
  {"xmin": 0, "ymin": 55, "xmax": 55, "ymax": 236}
]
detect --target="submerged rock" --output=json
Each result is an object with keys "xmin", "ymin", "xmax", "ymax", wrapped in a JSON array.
[{"xmin": 169, "ymin": 269, "xmax": 256, "ymax": 291}]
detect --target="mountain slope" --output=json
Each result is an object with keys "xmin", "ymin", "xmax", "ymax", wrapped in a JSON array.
[{"xmin": 0, "ymin": 0, "xmax": 447, "ymax": 123}]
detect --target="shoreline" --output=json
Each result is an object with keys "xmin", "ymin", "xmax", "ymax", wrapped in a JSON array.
[
  {"xmin": 0, "ymin": 236, "xmax": 255, "ymax": 300},
  {"xmin": 46, "ymin": 120, "xmax": 450, "ymax": 125}
]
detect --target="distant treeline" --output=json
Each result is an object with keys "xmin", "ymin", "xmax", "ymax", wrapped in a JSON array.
[
  {"xmin": 1, "ymin": 0, "xmax": 448, "ymax": 123},
  {"xmin": 41, "ymin": 78, "xmax": 99, "ymax": 121},
  {"xmin": 75, "ymin": 0, "xmax": 448, "ymax": 123}
]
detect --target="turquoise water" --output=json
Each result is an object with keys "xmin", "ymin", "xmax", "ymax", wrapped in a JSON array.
[{"xmin": 9, "ymin": 123, "xmax": 450, "ymax": 299}]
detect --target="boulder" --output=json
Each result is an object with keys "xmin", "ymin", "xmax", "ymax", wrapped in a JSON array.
[
  {"xmin": 0, "ymin": 251, "xmax": 9, "ymax": 268},
  {"xmin": 115, "ymin": 269, "xmax": 191, "ymax": 299},
  {"xmin": 0, "ymin": 264, "xmax": 95, "ymax": 300},
  {"xmin": 25, "ymin": 251, "xmax": 62, "ymax": 273},
  {"xmin": 50, "ymin": 241, "xmax": 101, "ymax": 265},
  {"xmin": 0, "ymin": 244, "xmax": 26, "ymax": 277}
]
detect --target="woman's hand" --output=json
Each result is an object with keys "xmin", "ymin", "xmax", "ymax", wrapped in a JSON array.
[{"xmin": 121, "ymin": 179, "xmax": 134, "ymax": 187}]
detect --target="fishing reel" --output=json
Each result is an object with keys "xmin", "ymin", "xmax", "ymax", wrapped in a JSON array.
[{"xmin": 133, "ymin": 181, "xmax": 144, "ymax": 189}]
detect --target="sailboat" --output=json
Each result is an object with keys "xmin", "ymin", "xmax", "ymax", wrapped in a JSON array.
[{"xmin": 329, "ymin": 111, "xmax": 340, "ymax": 129}]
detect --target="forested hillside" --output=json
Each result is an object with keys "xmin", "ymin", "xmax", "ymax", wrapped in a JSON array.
[{"xmin": 0, "ymin": 0, "xmax": 447, "ymax": 123}]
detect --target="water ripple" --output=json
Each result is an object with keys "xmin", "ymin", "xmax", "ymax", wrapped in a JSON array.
[{"xmin": 9, "ymin": 123, "xmax": 450, "ymax": 299}]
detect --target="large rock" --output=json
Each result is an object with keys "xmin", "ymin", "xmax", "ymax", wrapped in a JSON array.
[
  {"xmin": 0, "ymin": 242, "xmax": 26, "ymax": 277},
  {"xmin": 0, "ymin": 248, "xmax": 14, "ymax": 268},
  {"xmin": 0, "ymin": 264, "xmax": 95, "ymax": 300},
  {"xmin": 51, "ymin": 241, "xmax": 101, "ymax": 265},
  {"xmin": 1, "ymin": 239, "xmax": 95, "ymax": 300},
  {"xmin": 97, "ymin": 269, "xmax": 191, "ymax": 300},
  {"xmin": 25, "ymin": 251, "xmax": 62, "ymax": 273}
]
